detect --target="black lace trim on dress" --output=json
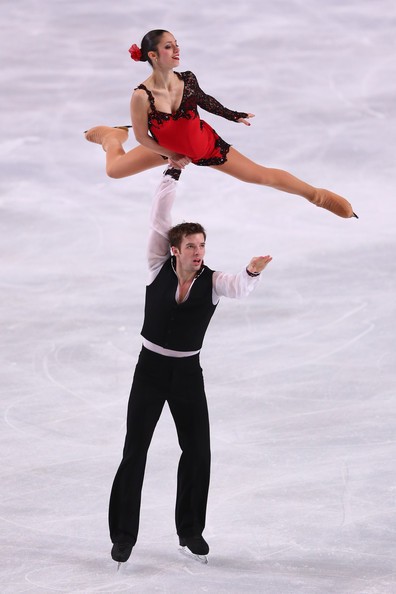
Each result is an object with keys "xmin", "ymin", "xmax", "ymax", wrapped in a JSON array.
[
  {"xmin": 135, "ymin": 72, "xmax": 194, "ymax": 128},
  {"xmin": 135, "ymin": 71, "xmax": 248, "ymax": 128},
  {"xmin": 194, "ymin": 135, "xmax": 231, "ymax": 166}
]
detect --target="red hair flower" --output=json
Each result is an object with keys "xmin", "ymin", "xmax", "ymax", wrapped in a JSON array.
[{"xmin": 129, "ymin": 44, "xmax": 142, "ymax": 61}]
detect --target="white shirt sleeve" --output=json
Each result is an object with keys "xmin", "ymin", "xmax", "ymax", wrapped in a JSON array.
[
  {"xmin": 146, "ymin": 175, "xmax": 176, "ymax": 283},
  {"xmin": 212, "ymin": 268, "xmax": 261, "ymax": 304}
]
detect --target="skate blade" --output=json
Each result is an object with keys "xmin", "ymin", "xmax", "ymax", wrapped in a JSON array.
[{"xmin": 179, "ymin": 546, "xmax": 208, "ymax": 564}]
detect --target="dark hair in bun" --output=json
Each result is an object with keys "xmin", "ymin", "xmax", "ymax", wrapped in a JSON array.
[{"xmin": 140, "ymin": 29, "xmax": 169, "ymax": 65}]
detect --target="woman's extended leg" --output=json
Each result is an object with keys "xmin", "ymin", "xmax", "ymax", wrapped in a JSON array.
[
  {"xmin": 211, "ymin": 147, "xmax": 355, "ymax": 218},
  {"xmin": 85, "ymin": 126, "xmax": 166, "ymax": 178}
]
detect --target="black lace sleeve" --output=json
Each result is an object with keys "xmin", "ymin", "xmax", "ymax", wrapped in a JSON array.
[{"xmin": 187, "ymin": 71, "xmax": 248, "ymax": 122}]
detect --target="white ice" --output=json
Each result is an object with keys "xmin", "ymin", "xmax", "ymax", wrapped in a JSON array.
[{"xmin": 1, "ymin": 0, "xmax": 396, "ymax": 592}]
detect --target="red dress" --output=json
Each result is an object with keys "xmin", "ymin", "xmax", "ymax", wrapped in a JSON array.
[{"xmin": 135, "ymin": 71, "xmax": 248, "ymax": 166}]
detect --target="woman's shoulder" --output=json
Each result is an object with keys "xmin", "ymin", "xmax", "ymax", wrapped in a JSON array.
[
  {"xmin": 177, "ymin": 70, "xmax": 197, "ymax": 82},
  {"xmin": 132, "ymin": 79, "xmax": 153, "ymax": 103},
  {"xmin": 131, "ymin": 84, "xmax": 153, "ymax": 111},
  {"xmin": 132, "ymin": 86, "xmax": 150, "ymax": 104}
]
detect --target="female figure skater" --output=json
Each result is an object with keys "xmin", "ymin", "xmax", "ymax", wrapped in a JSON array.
[{"xmin": 85, "ymin": 29, "xmax": 357, "ymax": 219}]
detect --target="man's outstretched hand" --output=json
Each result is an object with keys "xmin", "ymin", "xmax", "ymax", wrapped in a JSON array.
[{"xmin": 247, "ymin": 255, "xmax": 272, "ymax": 275}]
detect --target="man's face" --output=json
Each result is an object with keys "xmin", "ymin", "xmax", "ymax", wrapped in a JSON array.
[{"xmin": 172, "ymin": 233, "xmax": 206, "ymax": 274}]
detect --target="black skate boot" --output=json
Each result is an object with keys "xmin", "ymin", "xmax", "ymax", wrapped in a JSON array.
[
  {"xmin": 179, "ymin": 535, "xmax": 209, "ymax": 564},
  {"xmin": 111, "ymin": 542, "xmax": 133, "ymax": 569}
]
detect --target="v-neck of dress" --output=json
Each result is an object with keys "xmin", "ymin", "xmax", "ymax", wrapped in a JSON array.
[{"xmin": 140, "ymin": 72, "xmax": 186, "ymax": 117}]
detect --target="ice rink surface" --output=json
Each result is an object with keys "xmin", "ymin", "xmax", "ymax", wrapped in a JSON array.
[{"xmin": 1, "ymin": 0, "xmax": 396, "ymax": 592}]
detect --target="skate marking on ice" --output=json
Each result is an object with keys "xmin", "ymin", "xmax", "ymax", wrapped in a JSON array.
[{"xmin": 179, "ymin": 546, "xmax": 208, "ymax": 565}]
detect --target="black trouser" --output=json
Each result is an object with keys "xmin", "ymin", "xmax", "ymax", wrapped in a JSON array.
[{"xmin": 109, "ymin": 347, "xmax": 211, "ymax": 545}]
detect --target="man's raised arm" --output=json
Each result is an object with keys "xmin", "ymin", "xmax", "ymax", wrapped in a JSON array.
[{"xmin": 146, "ymin": 168, "xmax": 181, "ymax": 280}]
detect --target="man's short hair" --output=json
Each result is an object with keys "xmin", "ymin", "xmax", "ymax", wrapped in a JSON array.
[{"xmin": 168, "ymin": 223, "xmax": 206, "ymax": 250}]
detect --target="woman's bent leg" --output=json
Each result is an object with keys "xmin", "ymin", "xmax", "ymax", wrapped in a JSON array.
[
  {"xmin": 211, "ymin": 147, "xmax": 355, "ymax": 218},
  {"xmin": 85, "ymin": 125, "xmax": 166, "ymax": 179},
  {"xmin": 105, "ymin": 145, "xmax": 166, "ymax": 179}
]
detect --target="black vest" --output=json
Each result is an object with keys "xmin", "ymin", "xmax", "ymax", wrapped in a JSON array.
[{"xmin": 141, "ymin": 257, "xmax": 218, "ymax": 351}]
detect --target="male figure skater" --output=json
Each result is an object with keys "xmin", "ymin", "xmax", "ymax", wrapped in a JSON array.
[{"xmin": 109, "ymin": 167, "xmax": 272, "ymax": 565}]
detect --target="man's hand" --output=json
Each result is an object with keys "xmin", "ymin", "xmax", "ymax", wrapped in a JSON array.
[
  {"xmin": 168, "ymin": 153, "xmax": 192, "ymax": 169},
  {"xmin": 247, "ymin": 255, "xmax": 272, "ymax": 275}
]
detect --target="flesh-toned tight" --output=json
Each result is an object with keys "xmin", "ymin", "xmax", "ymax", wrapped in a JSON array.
[
  {"xmin": 104, "ymin": 139, "xmax": 314, "ymax": 196},
  {"xmin": 100, "ymin": 134, "xmax": 354, "ymax": 218}
]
